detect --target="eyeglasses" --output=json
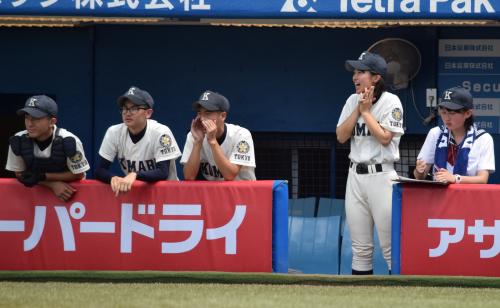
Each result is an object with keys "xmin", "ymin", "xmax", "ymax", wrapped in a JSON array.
[
  {"xmin": 120, "ymin": 106, "xmax": 149, "ymax": 115},
  {"xmin": 438, "ymin": 107, "xmax": 465, "ymax": 117}
]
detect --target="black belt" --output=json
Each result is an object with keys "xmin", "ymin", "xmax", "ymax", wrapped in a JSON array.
[{"xmin": 350, "ymin": 161, "xmax": 383, "ymax": 174}]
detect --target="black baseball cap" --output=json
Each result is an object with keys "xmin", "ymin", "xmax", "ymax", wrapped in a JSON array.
[
  {"xmin": 345, "ymin": 51, "xmax": 387, "ymax": 79},
  {"xmin": 117, "ymin": 86, "xmax": 154, "ymax": 108},
  {"xmin": 438, "ymin": 87, "xmax": 474, "ymax": 110},
  {"xmin": 17, "ymin": 95, "xmax": 58, "ymax": 118},
  {"xmin": 192, "ymin": 90, "xmax": 230, "ymax": 112}
]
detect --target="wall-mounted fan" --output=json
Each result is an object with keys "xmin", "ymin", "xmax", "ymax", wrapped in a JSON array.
[{"xmin": 368, "ymin": 38, "xmax": 421, "ymax": 90}]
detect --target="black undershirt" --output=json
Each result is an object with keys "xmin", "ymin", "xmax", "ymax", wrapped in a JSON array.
[
  {"xmin": 217, "ymin": 124, "xmax": 227, "ymax": 145},
  {"xmin": 129, "ymin": 124, "xmax": 147, "ymax": 144},
  {"xmin": 35, "ymin": 136, "xmax": 53, "ymax": 151}
]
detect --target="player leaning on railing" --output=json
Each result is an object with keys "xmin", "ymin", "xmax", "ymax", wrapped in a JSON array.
[
  {"xmin": 181, "ymin": 90, "xmax": 256, "ymax": 181},
  {"xmin": 6, "ymin": 95, "xmax": 90, "ymax": 202},
  {"xmin": 94, "ymin": 86, "xmax": 182, "ymax": 196}
]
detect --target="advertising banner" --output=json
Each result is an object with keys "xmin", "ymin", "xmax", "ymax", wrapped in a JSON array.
[
  {"xmin": 1, "ymin": 1, "xmax": 499, "ymax": 19},
  {"xmin": 398, "ymin": 184, "xmax": 500, "ymax": 276},
  {"xmin": 0, "ymin": 179, "xmax": 275, "ymax": 272}
]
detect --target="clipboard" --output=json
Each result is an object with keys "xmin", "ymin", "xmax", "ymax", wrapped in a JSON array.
[{"xmin": 393, "ymin": 175, "xmax": 449, "ymax": 186}]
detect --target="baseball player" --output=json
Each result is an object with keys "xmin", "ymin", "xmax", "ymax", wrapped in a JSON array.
[
  {"xmin": 6, "ymin": 95, "xmax": 90, "ymax": 202},
  {"xmin": 94, "ymin": 86, "xmax": 182, "ymax": 196},
  {"xmin": 181, "ymin": 90, "xmax": 256, "ymax": 181},
  {"xmin": 336, "ymin": 51, "xmax": 404, "ymax": 275},
  {"xmin": 414, "ymin": 87, "xmax": 495, "ymax": 183}
]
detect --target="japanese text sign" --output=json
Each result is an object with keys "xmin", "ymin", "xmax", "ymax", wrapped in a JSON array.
[{"xmin": 0, "ymin": 179, "xmax": 274, "ymax": 272}]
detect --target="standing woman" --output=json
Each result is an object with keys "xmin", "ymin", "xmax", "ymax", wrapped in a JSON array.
[
  {"xmin": 336, "ymin": 51, "xmax": 404, "ymax": 275},
  {"xmin": 414, "ymin": 87, "xmax": 495, "ymax": 183}
]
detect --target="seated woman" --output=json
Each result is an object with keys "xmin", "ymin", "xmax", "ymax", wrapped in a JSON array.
[{"xmin": 414, "ymin": 87, "xmax": 495, "ymax": 184}]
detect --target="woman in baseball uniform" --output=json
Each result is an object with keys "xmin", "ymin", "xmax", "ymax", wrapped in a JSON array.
[
  {"xmin": 337, "ymin": 51, "xmax": 404, "ymax": 275},
  {"xmin": 414, "ymin": 87, "xmax": 495, "ymax": 183}
]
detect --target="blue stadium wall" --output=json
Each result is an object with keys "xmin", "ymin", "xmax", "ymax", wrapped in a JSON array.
[{"xmin": 0, "ymin": 25, "xmax": 499, "ymax": 182}]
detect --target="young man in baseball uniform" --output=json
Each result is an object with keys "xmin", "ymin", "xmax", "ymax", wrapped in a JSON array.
[
  {"xmin": 6, "ymin": 95, "xmax": 90, "ymax": 202},
  {"xmin": 181, "ymin": 90, "xmax": 256, "ymax": 181},
  {"xmin": 336, "ymin": 51, "xmax": 404, "ymax": 275},
  {"xmin": 95, "ymin": 86, "xmax": 182, "ymax": 196},
  {"xmin": 414, "ymin": 87, "xmax": 495, "ymax": 183}
]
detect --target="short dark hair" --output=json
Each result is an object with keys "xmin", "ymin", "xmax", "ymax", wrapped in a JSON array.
[
  {"xmin": 465, "ymin": 114, "xmax": 475, "ymax": 131},
  {"xmin": 372, "ymin": 73, "xmax": 386, "ymax": 103}
]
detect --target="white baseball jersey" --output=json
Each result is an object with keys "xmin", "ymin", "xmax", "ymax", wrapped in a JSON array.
[
  {"xmin": 338, "ymin": 90, "xmax": 403, "ymax": 272},
  {"xmin": 6, "ymin": 125, "xmax": 90, "ymax": 174},
  {"xmin": 337, "ymin": 91, "xmax": 404, "ymax": 164},
  {"xmin": 99, "ymin": 119, "xmax": 181, "ymax": 180},
  {"xmin": 417, "ymin": 126, "xmax": 495, "ymax": 176},
  {"xmin": 180, "ymin": 123, "xmax": 256, "ymax": 181}
]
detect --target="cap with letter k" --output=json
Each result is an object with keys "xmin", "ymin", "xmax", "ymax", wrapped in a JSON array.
[
  {"xmin": 439, "ymin": 86, "xmax": 473, "ymax": 110},
  {"xmin": 192, "ymin": 90, "xmax": 230, "ymax": 112},
  {"xmin": 117, "ymin": 86, "xmax": 154, "ymax": 108},
  {"xmin": 17, "ymin": 95, "xmax": 58, "ymax": 118}
]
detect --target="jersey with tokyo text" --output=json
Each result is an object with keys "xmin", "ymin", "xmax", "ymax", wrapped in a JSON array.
[
  {"xmin": 6, "ymin": 125, "xmax": 90, "ymax": 175},
  {"xmin": 337, "ymin": 91, "xmax": 404, "ymax": 164},
  {"xmin": 180, "ymin": 123, "xmax": 256, "ymax": 181},
  {"xmin": 99, "ymin": 119, "xmax": 181, "ymax": 180}
]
